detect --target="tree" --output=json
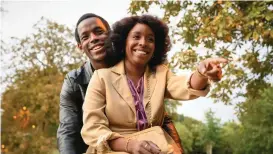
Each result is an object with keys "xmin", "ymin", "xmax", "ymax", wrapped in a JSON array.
[
  {"xmin": 128, "ymin": 1, "xmax": 273, "ymax": 105},
  {"xmin": 1, "ymin": 67, "xmax": 63, "ymax": 153},
  {"xmin": 203, "ymin": 109, "xmax": 221, "ymax": 154},
  {"xmin": 1, "ymin": 17, "xmax": 83, "ymax": 153},
  {"xmin": 237, "ymin": 86, "xmax": 273, "ymax": 154},
  {"xmin": 164, "ymin": 99, "xmax": 181, "ymax": 121},
  {"xmin": 178, "ymin": 116, "xmax": 206, "ymax": 154},
  {"xmin": 129, "ymin": 3, "xmax": 273, "ymax": 153},
  {"xmin": 175, "ymin": 122, "xmax": 194, "ymax": 154},
  {"xmin": 217, "ymin": 121, "xmax": 242, "ymax": 154}
]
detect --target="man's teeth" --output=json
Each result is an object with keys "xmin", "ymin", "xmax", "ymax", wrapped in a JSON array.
[
  {"xmin": 135, "ymin": 50, "xmax": 147, "ymax": 55},
  {"xmin": 93, "ymin": 46, "xmax": 102, "ymax": 50}
]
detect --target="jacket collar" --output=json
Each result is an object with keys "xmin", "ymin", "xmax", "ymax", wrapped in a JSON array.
[
  {"xmin": 111, "ymin": 60, "xmax": 125, "ymax": 75},
  {"xmin": 111, "ymin": 60, "xmax": 157, "ymax": 114},
  {"xmin": 75, "ymin": 61, "xmax": 93, "ymax": 85}
]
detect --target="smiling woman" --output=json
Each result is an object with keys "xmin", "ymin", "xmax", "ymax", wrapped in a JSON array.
[
  {"xmin": 108, "ymin": 15, "xmax": 170, "ymax": 70},
  {"xmin": 125, "ymin": 23, "xmax": 155, "ymax": 71},
  {"xmin": 81, "ymin": 15, "xmax": 226, "ymax": 154}
]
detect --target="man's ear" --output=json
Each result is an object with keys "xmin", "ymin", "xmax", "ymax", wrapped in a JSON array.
[{"xmin": 77, "ymin": 43, "xmax": 82, "ymax": 50}]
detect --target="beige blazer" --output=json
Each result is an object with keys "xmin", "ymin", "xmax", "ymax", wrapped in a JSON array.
[{"xmin": 81, "ymin": 60, "xmax": 210, "ymax": 151}]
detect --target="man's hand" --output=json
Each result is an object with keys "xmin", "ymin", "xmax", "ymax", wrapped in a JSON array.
[{"xmin": 198, "ymin": 57, "xmax": 228, "ymax": 82}]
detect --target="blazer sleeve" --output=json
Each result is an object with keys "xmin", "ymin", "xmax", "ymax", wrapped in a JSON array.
[
  {"xmin": 81, "ymin": 70, "xmax": 122, "ymax": 152},
  {"xmin": 165, "ymin": 69, "xmax": 210, "ymax": 100}
]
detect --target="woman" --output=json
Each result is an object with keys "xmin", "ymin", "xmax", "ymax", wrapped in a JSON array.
[{"xmin": 81, "ymin": 15, "xmax": 227, "ymax": 154}]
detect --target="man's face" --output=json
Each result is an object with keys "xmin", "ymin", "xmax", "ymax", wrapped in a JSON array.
[{"xmin": 77, "ymin": 17, "xmax": 108, "ymax": 62}]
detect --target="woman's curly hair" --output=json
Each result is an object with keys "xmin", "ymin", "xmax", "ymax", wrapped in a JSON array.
[{"xmin": 105, "ymin": 15, "xmax": 171, "ymax": 68}]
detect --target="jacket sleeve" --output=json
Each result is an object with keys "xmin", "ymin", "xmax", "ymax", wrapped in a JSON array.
[
  {"xmin": 81, "ymin": 71, "xmax": 122, "ymax": 152},
  {"xmin": 165, "ymin": 69, "xmax": 210, "ymax": 100},
  {"xmin": 57, "ymin": 74, "xmax": 86, "ymax": 154}
]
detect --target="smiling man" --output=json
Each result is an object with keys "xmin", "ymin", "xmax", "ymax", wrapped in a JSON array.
[
  {"xmin": 57, "ymin": 13, "xmax": 184, "ymax": 154},
  {"xmin": 57, "ymin": 13, "xmax": 110, "ymax": 154}
]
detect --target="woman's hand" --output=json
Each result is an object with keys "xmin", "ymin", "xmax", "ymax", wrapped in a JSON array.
[
  {"xmin": 128, "ymin": 140, "xmax": 163, "ymax": 154},
  {"xmin": 198, "ymin": 57, "xmax": 228, "ymax": 82}
]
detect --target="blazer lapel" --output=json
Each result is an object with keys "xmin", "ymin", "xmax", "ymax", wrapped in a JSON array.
[
  {"xmin": 144, "ymin": 67, "xmax": 157, "ymax": 108},
  {"xmin": 111, "ymin": 61, "xmax": 136, "ymax": 115}
]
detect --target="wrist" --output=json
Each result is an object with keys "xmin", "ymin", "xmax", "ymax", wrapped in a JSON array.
[
  {"xmin": 189, "ymin": 71, "xmax": 209, "ymax": 90},
  {"xmin": 196, "ymin": 68, "xmax": 208, "ymax": 79},
  {"xmin": 125, "ymin": 138, "xmax": 131, "ymax": 152},
  {"xmin": 127, "ymin": 139, "xmax": 136, "ymax": 153}
]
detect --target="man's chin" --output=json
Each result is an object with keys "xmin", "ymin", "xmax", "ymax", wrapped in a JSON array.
[{"xmin": 91, "ymin": 54, "xmax": 106, "ymax": 62}]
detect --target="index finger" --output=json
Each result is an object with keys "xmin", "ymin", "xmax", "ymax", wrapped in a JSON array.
[
  {"xmin": 210, "ymin": 57, "xmax": 228, "ymax": 64},
  {"xmin": 147, "ymin": 141, "xmax": 161, "ymax": 153}
]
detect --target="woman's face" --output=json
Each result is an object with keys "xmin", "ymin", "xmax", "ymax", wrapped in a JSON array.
[{"xmin": 125, "ymin": 23, "xmax": 155, "ymax": 68}]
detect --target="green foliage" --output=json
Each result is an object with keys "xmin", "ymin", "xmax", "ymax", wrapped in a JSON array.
[
  {"xmin": 3, "ymin": 17, "xmax": 84, "ymax": 78},
  {"xmin": 175, "ymin": 122, "xmax": 193, "ymax": 154},
  {"xmin": 216, "ymin": 121, "xmax": 242, "ymax": 154},
  {"xmin": 129, "ymin": 2, "xmax": 273, "ymax": 152},
  {"xmin": 129, "ymin": 1, "xmax": 273, "ymax": 105},
  {"xmin": 175, "ymin": 116, "xmax": 206, "ymax": 154},
  {"xmin": 175, "ymin": 112, "xmax": 232, "ymax": 154},
  {"xmin": 1, "ymin": 17, "xmax": 83, "ymax": 153},
  {"xmin": 203, "ymin": 110, "xmax": 221, "ymax": 146},
  {"xmin": 203, "ymin": 110, "xmax": 222, "ymax": 154},
  {"xmin": 237, "ymin": 86, "xmax": 273, "ymax": 154},
  {"xmin": 164, "ymin": 99, "xmax": 181, "ymax": 121}
]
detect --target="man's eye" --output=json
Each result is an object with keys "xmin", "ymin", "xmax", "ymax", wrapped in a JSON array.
[
  {"xmin": 96, "ymin": 29, "xmax": 104, "ymax": 35},
  {"xmin": 81, "ymin": 36, "xmax": 88, "ymax": 40}
]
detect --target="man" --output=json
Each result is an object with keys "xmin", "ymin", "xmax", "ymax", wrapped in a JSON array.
[{"xmin": 57, "ymin": 13, "xmax": 183, "ymax": 154}]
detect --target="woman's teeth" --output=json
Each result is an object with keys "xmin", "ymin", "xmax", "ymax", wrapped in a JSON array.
[{"xmin": 135, "ymin": 50, "xmax": 147, "ymax": 55}]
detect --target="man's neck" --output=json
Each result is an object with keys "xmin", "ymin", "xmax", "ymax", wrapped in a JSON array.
[{"xmin": 90, "ymin": 60, "xmax": 107, "ymax": 71}]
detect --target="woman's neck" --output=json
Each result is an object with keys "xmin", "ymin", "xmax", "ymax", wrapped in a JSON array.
[{"xmin": 125, "ymin": 60, "xmax": 146, "ymax": 85}]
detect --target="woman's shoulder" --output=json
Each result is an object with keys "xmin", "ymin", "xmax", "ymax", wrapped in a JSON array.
[
  {"xmin": 93, "ymin": 68, "xmax": 112, "ymax": 78},
  {"xmin": 154, "ymin": 63, "xmax": 169, "ymax": 72}
]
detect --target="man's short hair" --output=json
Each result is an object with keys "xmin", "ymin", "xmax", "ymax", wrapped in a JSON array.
[{"xmin": 75, "ymin": 13, "xmax": 110, "ymax": 43}]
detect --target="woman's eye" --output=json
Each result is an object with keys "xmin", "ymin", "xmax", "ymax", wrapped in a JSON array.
[
  {"xmin": 133, "ymin": 35, "xmax": 140, "ymax": 39},
  {"xmin": 148, "ymin": 37, "xmax": 155, "ymax": 42}
]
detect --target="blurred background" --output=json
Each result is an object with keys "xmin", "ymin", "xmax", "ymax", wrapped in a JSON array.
[{"xmin": 1, "ymin": 0, "xmax": 272, "ymax": 153}]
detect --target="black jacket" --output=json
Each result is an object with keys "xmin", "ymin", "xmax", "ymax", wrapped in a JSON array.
[{"xmin": 57, "ymin": 62, "xmax": 92, "ymax": 154}]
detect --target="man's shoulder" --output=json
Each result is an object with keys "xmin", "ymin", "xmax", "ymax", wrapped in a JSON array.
[
  {"xmin": 64, "ymin": 63, "xmax": 87, "ymax": 86},
  {"xmin": 67, "ymin": 67, "xmax": 82, "ymax": 80},
  {"xmin": 66, "ymin": 62, "xmax": 91, "ymax": 81}
]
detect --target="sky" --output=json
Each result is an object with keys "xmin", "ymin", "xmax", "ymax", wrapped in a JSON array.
[{"xmin": 1, "ymin": 0, "xmax": 238, "ymax": 123}]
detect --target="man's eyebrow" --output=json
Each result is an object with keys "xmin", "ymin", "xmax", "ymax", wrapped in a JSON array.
[
  {"xmin": 96, "ymin": 18, "xmax": 107, "ymax": 31},
  {"xmin": 93, "ymin": 26, "xmax": 105, "ymax": 31},
  {"xmin": 80, "ymin": 25, "xmax": 107, "ymax": 38}
]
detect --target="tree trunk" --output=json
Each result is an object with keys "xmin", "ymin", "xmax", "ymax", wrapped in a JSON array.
[{"xmin": 206, "ymin": 143, "xmax": 213, "ymax": 154}]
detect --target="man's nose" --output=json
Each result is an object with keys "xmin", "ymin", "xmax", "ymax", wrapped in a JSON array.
[{"xmin": 89, "ymin": 33, "xmax": 99, "ymax": 44}]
